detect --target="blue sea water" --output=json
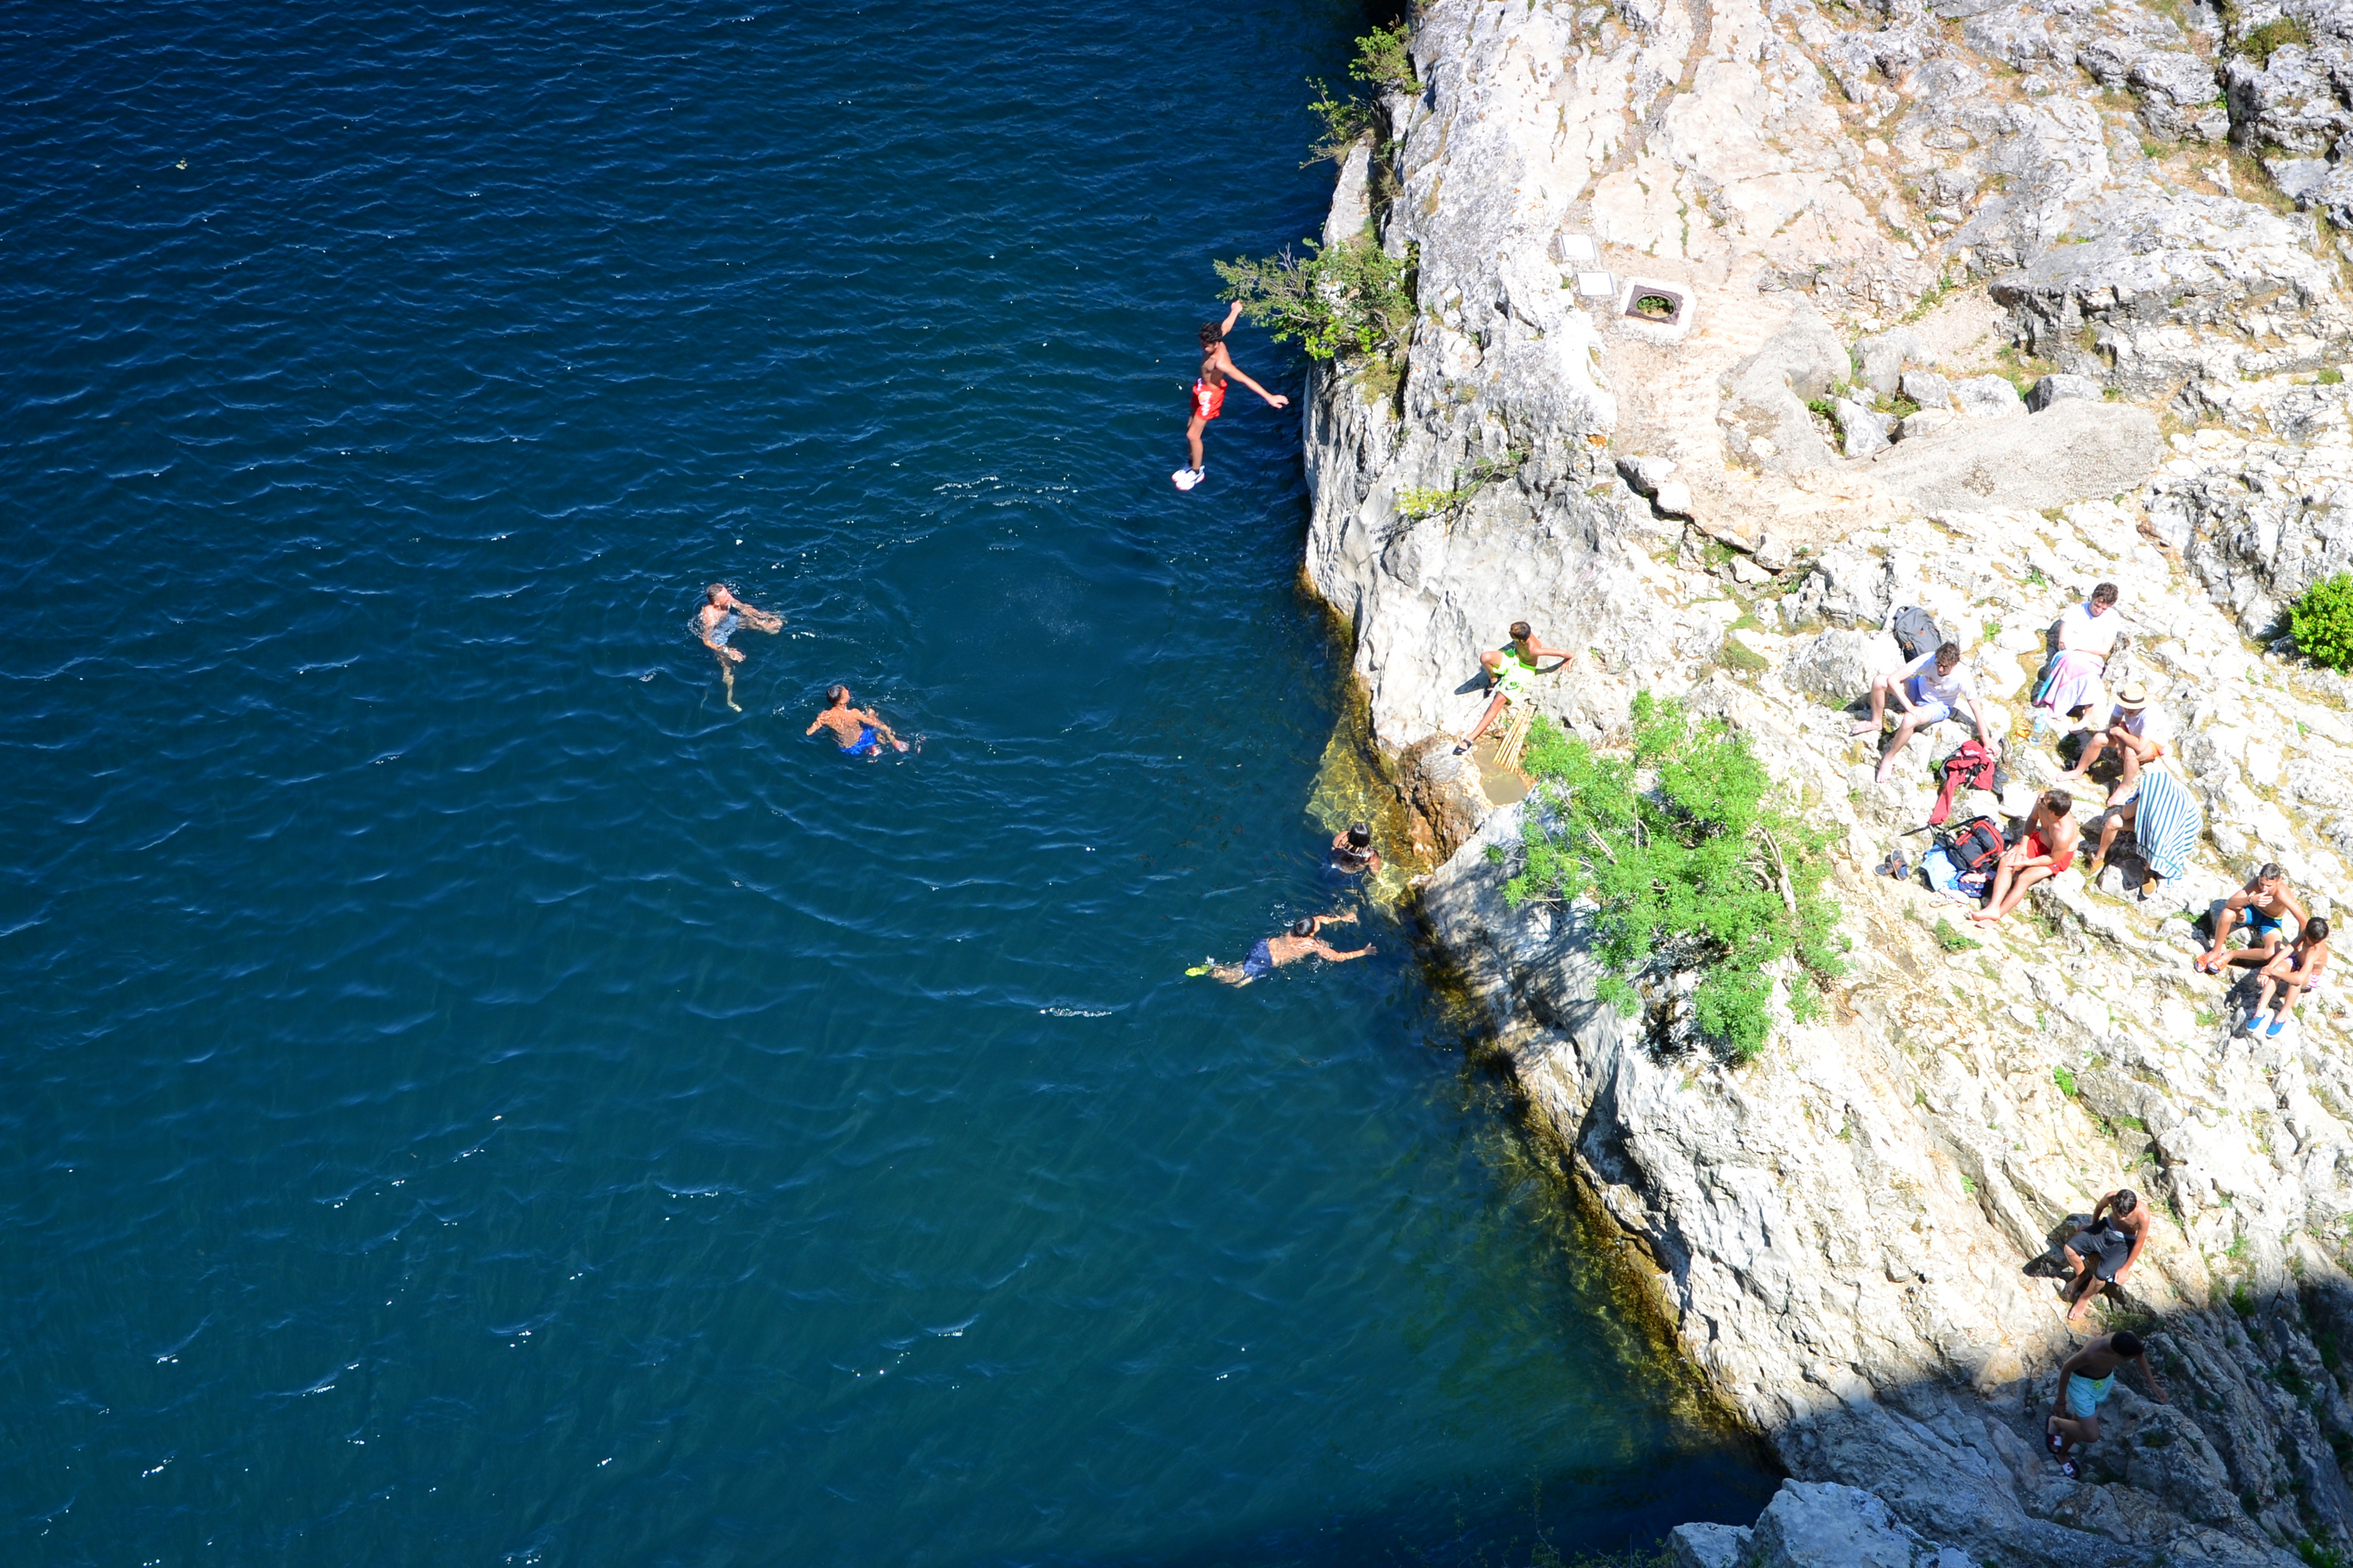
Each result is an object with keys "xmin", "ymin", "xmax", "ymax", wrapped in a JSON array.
[{"xmin": 0, "ymin": 2, "xmax": 1776, "ymax": 1563}]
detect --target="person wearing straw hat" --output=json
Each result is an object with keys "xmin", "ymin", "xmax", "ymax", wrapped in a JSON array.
[{"xmin": 2059, "ymin": 681, "xmax": 2168, "ymax": 806}]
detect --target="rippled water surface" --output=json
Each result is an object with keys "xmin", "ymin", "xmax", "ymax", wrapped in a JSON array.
[{"xmin": 0, "ymin": 3, "xmax": 1775, "ymax": 1562}]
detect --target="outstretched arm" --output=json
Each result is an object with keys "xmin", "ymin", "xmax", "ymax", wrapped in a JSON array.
[
  {"xmin": 2132, "ymin": 1348, "xmax": 2168, "ymax": 1402},
  {"xmin": 1210, "ymin": 344, "xmax": 1289, "ymax": 408},
  {"xmin": 1220, "ymin": 301, "xmax": 1244, "ymax": 337},
  {"xmin": 860, "ymin": 708, "xmax": 901, "ymax": 744},
  {"xmin": 1311, "ymin": 940, "xmax": 1374, "ymax": 961},
  {"xmin": 804, "ymin": 716, "xmax": 827, "ymax": 736}
]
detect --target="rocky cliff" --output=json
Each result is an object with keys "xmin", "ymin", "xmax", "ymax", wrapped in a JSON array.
[{"xmin": 1299, "ymin": 0, "xmax": 2353, "ymax": 1562}]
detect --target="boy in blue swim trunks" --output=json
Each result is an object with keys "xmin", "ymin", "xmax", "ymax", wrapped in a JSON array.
[
  {"xmin": 2046, "ymin": 1330, "xmax": 2165, "ymax": 1479},
  {"xmin": 806, "ymin": 685, "xmax": 908, "ymax": 757},
  {"xmin": 2197, "ymin": 862, "xmax": 2306, "ymax": 974},
  {"xmin": 1196, "ymin": 911, "xmax": 1372, "ymax": 985}
]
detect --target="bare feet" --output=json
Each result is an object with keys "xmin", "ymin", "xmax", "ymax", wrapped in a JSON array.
[{"xmin": 1850, "ymin": 720, "xmax": 1883, "ymax": 738}]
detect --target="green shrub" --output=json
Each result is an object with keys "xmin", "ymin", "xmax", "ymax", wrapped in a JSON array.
[
  {"xmin": 1216, "ymin": 238, "xmax": 1416, "ymax": 364},
  {"xmin": 2289, "ymin": 570, "xmax": 2353, "ymax": 669},
  {"xmin": 1350, "ymin": 22, "xmax": 1416, "ymax": 93},
  {"xmin": 2318, "ymin": 366, "xmax": 2345, "ymax": 385},
  {"xmin": 1504, "ymin": 694, "xmax": 1846, "ymax": 1062},
  {"xmin": 1302, "ymin": 78, "xmax": 1370, "ymax": 165},
  {"xmin": 2242, "ymin": 15, "xmax": 2312, "ymax": 62},
  {"xmin": 1933, "ymin": 917, "xmax": 1980, "ymax": 952},
  {"xmin": 2054, "ymin": 1064, "xmax": 2078, "ymax": 1096}
]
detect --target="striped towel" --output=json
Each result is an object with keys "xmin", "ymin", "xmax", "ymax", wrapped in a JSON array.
[{"xmin": 2134, "ymin": 765, "xmax": 2202, "ymax": 884}]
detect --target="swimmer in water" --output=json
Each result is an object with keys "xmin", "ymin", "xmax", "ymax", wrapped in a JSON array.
[
  {"xmin": 1192, "ymin": 911, "xmax": 1372, "ymax": 985},
  {"xmin": 698, "ymin": 583, "xmax": 781, "ymax": 712},
  {"xmin": 1172, "ymin": 301, "xmax": 1289, "ymax": 492},
  {"xmin": 1330, "ymin": 822, "xmax": 1382, "ymax": 877},
  {"xmin": 806, "ymin": 684, "xmax": 909, "ymax": 757}
]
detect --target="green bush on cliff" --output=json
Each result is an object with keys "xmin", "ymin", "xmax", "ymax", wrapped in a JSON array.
[
  {"xmin": 1350, "ymin": 22, "xmax": 1416, "ymax": 94},
  {"xmin": 1216, "ymin": 238, "xmax": 1416, "ymax": 365},
  {"xmin": 1504, "ymin": 694, "xmax": 1846, "ymax": 1063},
  {"xmin": 2289, "ymin": 570, "xmax": 2353, "ymax": 670}
]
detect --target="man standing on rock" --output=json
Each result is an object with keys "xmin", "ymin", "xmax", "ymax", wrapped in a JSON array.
[
  {"xmin": 2059, "ymin": 1189, "xmax": 2151, "ymax": 1326},
  {"xmin": 2047, "ymin": 1329, "xmax": 2166, "ymax": 1480}
]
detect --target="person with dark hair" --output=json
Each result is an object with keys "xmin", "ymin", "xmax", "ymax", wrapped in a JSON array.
[
  {"xmin": 1459, "ymin": 648, "xmax": 1533, "ymax": 751},
  {"xmin": 697, "ymin": 583, "xmax": 782, "ymax": 712},
  {"xmin": 1173, "ymin": 302, "xmax": 1289, "ymax": 492},
  {"xmin": 2252, "ymin": 917, "xmax": 2331, "ymax": 1039},
  {"xmin": 1193, "ymin": 911, "xmax": 1372, "ymax": 985},
  {"xmin": 1330, "ymin": 822, "xmax": 1383, "ymax": 877},
  {"xmin": 805, "ymin": 684, "xmax": 907, "ymax": 757},
  {"xmin": 1506, "ymin": 621, "xmax": 1575, "ymax": 673},
  {"xmin": 2034, "ymin": 581, "xmax": 2123, "ymax": 731},
  {"xmin": 1968, "ymin": 789, "xmax": 2078, "ymax": 925},
  {"xmin": 2198, "ymin": 864, "xmax": 2308, "ymax": 975},
  {"xmin": 1854, "ymin": 641, "xmax": 1991, "ymax": 785},
  {"xmin": 2060, "ymin": 1189, "xmax": 2150, "ymax": 1325},
  {"xmin": 2047, "ymin": 1329, "xmax": 2165, "ymax": 1478}
]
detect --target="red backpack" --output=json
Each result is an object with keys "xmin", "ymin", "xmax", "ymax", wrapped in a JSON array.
[{"xmin": 1929, "ymin": 738, "xmax": 1997, "ymax": 826}]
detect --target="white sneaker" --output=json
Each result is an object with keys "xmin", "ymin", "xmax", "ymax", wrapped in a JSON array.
[{"xmin": 1171, "ymin": 467, "xmax": 1203, "ymax": 491}]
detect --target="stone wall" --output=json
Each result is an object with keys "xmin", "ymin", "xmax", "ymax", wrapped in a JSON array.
[{"xmin": 1298, "ymin": 0, "xmax": 2353, "ymax": 1561}]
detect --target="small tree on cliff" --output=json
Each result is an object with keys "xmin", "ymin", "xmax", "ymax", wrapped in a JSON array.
[{"xmin": 1503, "ymin": 695, "xmax": 1846, "ymax": 1062}]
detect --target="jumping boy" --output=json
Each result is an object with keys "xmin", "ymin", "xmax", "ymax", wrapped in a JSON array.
[{"xmin": 1173, "ymin": 301, "xmax": 1289, "ymax": 492}]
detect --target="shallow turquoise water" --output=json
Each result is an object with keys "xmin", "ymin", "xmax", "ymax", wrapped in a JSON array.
[{"xmin": 0, "ymin": 2, "xmax": 1773, "ymax": 1562}]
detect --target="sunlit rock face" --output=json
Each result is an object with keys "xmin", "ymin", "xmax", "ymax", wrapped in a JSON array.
[{"xmin": 1302, "ymin": 0, "xmax": 2353, "ymax": 1560}]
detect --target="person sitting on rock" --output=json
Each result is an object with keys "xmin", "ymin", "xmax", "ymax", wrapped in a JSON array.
[
  {"xmin": 2046, "ymin": 1329, "xmax": 2166, "ymax": 1480},
  {"xmin": 2059, "ymin": 1189, "xmax": 2150, "ymax": 1326},
  {"xmin": 1851, "ymin": 641, "xmax": 1990, "ymax": 785},
  {"xmin": 1967, "ymin": 789, "xmax": 2077, "ymax": 925},
  {"xmin": 1458, "ymin": 649, "xmax": 1533, "ymax": 753},
  {"xmin": 2195, "ymin": 863, "xmax": 2307, "ymax": 975},
  {"xmin": 2033, "ymin": 581, "xmax": 2122, "ymax": 733},
  {"xmin": 2058, "ymin": 681, "xmax": 2167, "ymax": 806},
  {"xmin": 2250, "ymin": 917, "xmax": 2331, "ymax": 1040},
  {"xmin": 2082, "ymin": 762, "xmax": 2201, "ymax": 894}
]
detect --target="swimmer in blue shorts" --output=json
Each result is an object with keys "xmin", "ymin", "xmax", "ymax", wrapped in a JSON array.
[
  {"xmin": 2046, "ymin": 1330, "xmax": 2165, "ymax": 1479},
  {"xmin": 1193, "ymin": 911, "xmax": 1372, "ymax": 985},
  {"xmin": 806, "ymin": 685, "xmax": 908, "ymax": 757},
  {"xmin": 2197, "ymin": 862, "xmax": 2306, "ymax": 974},
  {"xmin": 697, "ymin": 583, "xmax": 781, "ymax": 712}
]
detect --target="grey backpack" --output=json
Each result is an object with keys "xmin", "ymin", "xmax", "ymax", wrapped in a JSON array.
[{"xmin": 1891, "ymin": 605, "xmax": 1944, "ymax": 662}]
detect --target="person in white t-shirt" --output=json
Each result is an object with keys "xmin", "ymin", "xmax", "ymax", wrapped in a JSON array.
[
  {"xmin": 2060, "ymin": 680, "xmax": 2169, "ymax": 806},
  {"xmin": 2035, "ymin": 583, "xmax": 2123, "ymax": 726},
  {"xmin": 1852, "ymin": 641, "xmax": 1993, "ymax": 784}
]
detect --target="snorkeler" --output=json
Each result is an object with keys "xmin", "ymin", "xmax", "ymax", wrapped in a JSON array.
[
  {"xmin": 698, "ymin": 583, "xmax": 782, "ymax": 713},
  {"xmin": 806, "ymin": 685, "xmax": 909, "ymax": 757},
  {"xmin": 1191, "ymin": 912, "xmax": 1372, "ymax": 985},
  {"xmin": 1173, "ymin": 301, "xmax": 1289, "ymax": 492},
  {"xmin": 1330, "ymin": 822, "xmax": 1382, "ymax": 877}
]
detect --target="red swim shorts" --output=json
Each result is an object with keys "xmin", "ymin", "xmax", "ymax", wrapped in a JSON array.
[{"xmin": 1192, "ymin": 379, "xmax": 1226, "ymax": 421}]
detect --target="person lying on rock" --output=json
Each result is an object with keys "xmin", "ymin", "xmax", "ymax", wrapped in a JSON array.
[
  {"xmin": 2047, "ymin": 1328, "xmax": 2165, "ymax": 1480},
  {"xmin": 2250, "ymin": 917, "xmax": 2331, "ymax": 1040},
  {"xmin": 1851, "ymin": 641, "xmax": 1990, "ymax": 785},
  {"xmin": 1458, "ymin": 649, "xmax": 1532, "ymax": 753},
  {"xmin": 1191, "ymin": 911, "xmax": 1372, "ymax": 985},
  {"xmin": 2033, "ymin": 581, "xmax": 2122, "ymax": 734},
  {"xmin": 1967, "ymin": 789, "xmax": 2077, "ymax": 925},
  {"xmin": 2195, "ymin": 863, "xmax": 2307, "ymax": 975},
  {"xmin": 2060, "ymin": 1188, "xmax": 2150, "ymax": 1326},
  {"xmin": 2058, "ymin": 681, "xmax": 2167, "ymax": 806}
]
